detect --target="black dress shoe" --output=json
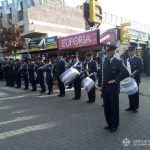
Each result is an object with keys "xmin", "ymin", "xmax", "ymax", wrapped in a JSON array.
[
  {"xmin": 104, "ymin": 126, "xmax": 111, "ymax": 130},
  {"xmin": 125, "ymin": 108, "xmax": 132, "ymax": 111},
  {"xmin": 40, "ymin": 90, "xmax": 46, "ymax": 93},
  {"xmin": 133, "ymin": 109, "xmax": 138, "ymax": 113},
  {"xmin": 47, "ymin": 92, "xmax": 51, "ymax": 95},
  {"xmin": 57, "ymin": 94, "xmax": 65, "ymax": 97},
  {"xmin": 15, "ymin": 86, "xmax": 21, "ymax": 88},
  {"xmin": 32, "ymin": 89, "xmax": 37, "ymax": 92},
  {"xmin": 60, "ymin": 95, "xmax": 65, "ymax": 97},
  {"xmin": 109, "ymin": 128, "xmax": 118, "ymax": 133},
  {"xmin": 24, "ymin": 88, "xmax": 28, "ymax": 90},
  {"xmin": 86, "ymin": 100, "xmax": 95, "ymax": 104}
]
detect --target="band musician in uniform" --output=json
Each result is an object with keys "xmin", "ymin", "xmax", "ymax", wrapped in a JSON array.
[
  {"xmin": 71, "ymin": 55, "xmax": 83, "ymax": 100},
  {"xmin": 53, "ymin": 54, "xmax": 66, "ymax": 97},
  {"xmin": 125, "ymin": 46, "xmax": 143, "ymax": 113},
  {"xmin": 99, "ymin": 45, "xmax": 129, "ymax": 133},
  {"xmin": 85, "ymin": 54, "xmax": 97, "ymax": 103}
]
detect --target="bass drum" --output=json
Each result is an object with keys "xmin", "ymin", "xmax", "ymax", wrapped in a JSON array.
[
  {"xmin": 120, "ymin": 77, "xmax": 138, "ymax": 95},
  {"xmin": 60, "ymin": 67, "xmax": 80, "ymax": 85},
  {"xmin": 82, "ymin": 77, "xmax": 94, "ymax": 92}
]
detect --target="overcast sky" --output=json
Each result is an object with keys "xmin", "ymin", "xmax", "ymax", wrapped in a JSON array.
[{"xmin": 65, "ymin": 0, "xmax": 150, "ymax": 26}]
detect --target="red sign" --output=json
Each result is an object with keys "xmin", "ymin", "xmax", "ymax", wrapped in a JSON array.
[
  {"xmin": 100, "ymin": 29, "xmax": 117, "ymax": 46},
  {"xmin": 58, "ymin": 30, "xmax": 99, "ymax": 50}
]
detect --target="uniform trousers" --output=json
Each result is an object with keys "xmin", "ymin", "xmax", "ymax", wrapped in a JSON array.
[
  {"xmin": 103, "ymin": 93, "xmax": 119, "ymax": 128},
  {"xmin": 57, "ymin": 77, "xmax": 65, "ymax": 96},
  {"xmin": 74, "ymin": 76, "xmax": 81, "ymax": 99}
]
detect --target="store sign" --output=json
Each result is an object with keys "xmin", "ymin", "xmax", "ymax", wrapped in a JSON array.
[
  {"xmin": 45, "ymin": 36, "xmax": 58, "ymax": 50},
  {"xmin": 58, "ymin": 30, "xmax": 99, "ymax": 50},
  {"xmin": 28, "ymin": 39, "xmax": 41, "ymax": 52},
  {"xmin": 100, "ymin": 29, "xmax": 117, "ymax": 46},
  {"xmin": 16, "ymin": 49, "xmax": 28, "ymax": 54}
]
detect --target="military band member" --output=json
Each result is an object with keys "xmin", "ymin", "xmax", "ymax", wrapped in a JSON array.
[
  {"xmin": 22, "ymin": 59, "xmax": 29, "ymax": 90},
  {"xmin": 86, "ymin": 54, "xmax": 97, "ymax": 103},
  {"xmin": 2, "ymin": 59, "xmax": 10, "ymax": 86},
  {"xmin": 14, "ymin": 59, "xmax": 22, "ymax": 88},
  {"xmin": 37, "ymin": 57, "xmax": 46, "ymax": 93},
  {"xmin": 99, "ymin": 45, "xmax": 129, "ymax": 133},
  {"xmin": 28, "ymin": 59, "xmax": 37, "ymax": 91},
  {"xmin": 41, "ymin": 60, "xmax": 54, "ymax": 95},
  {"xmin": 71, "ymin": 55, "xmax": 83, "ymax": 100},
  {"xmin": 67, "ymin": 56, "xmax": 74, "ymax": 89},
  {"xmin": 9, "ymin": 59, "xmax": 15, "ymax": 87},
  {"xmin": 53, "ymin": 54, "xmax": 66, "ymax": 97},
  {"xmin": 125, "ymin": 46, "xmax": 143, "ymax": 113}
]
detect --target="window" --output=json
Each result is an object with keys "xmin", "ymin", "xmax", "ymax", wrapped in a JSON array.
[
  {"xmin": 7, "ymin": 8, "xmax": 12, "ymax": 22},
  {"xmin": 18, "ymin": 1, "xmax": 24, "ymax": 21}
]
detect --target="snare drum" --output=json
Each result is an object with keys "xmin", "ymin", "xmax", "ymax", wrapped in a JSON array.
[
  {"xmin": 120, "ymin": 77, "xmax": 138, "ymax": 95},
  {"xmin": 81, "ymin": 77, "xmax": 94, "ymax": 92},
  {"xmin": 60, "ymin": 67, "xmax": 80, "ymax": 85}
]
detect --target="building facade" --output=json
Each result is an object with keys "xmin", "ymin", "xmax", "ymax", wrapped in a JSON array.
[{"xmin": 3, "ymin": 0, "xmax": 85, "ymax": 37}]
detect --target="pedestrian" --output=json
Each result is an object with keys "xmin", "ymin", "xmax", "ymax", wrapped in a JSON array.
[
  {"xmin": 99, "ymin": 45, "xmax": 129, "ymax": 133},
  {"xmin": 125, "ymin": 46, "xmax": 143, "ymax": 113}
]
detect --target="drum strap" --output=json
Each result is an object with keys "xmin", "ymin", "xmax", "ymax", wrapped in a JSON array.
[
  {"xmin": 127, "ymin": 58, "xmax": 131, "ymax": 75},
  {"xmin": 101, "ymin": 57, "xmax": 105, "ymax": 87},
  {"xmin": 73, "ymin": 61, "xmax": 80, "ymax": 67}
]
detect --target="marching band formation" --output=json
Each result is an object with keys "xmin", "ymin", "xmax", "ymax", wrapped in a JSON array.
[{"xmin": 0, "ymin": 45, "xmax": 143, "ymax": 133}]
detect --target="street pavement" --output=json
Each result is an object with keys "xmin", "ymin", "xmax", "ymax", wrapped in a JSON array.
[{"xmin": 0, "ymin": 76, "xmax": 150, "ymax": 150}]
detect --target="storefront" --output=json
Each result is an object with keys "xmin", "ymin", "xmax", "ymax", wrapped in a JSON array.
[
  {"xmin": 39, "ymin": 36, "xmax": 59, "ymax": 60},
  {"xmin": 58, "ymin": 28, "xmax": 117, "ymax": 58},
  {"xmin": 16, "ymin": 36, "xmax": 59, "ymax": 60},
  {"xmin": 58, "ymin": 29, "xmax": 100, "ymax": 57}
]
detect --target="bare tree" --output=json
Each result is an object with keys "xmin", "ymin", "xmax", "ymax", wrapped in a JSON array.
[{"xmin": 0, "ymin": 22, "xmax": 23, "ymax": 52}]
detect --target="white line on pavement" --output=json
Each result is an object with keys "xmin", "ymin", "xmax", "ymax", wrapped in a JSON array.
[
  {"xmin": 0, "ymin": 123, "xmax": 57, "ymax": 140},
  {"xmin": 0, "ymin": 93, "xmax": 39, "ymax": 101},
  {"xmin": 0, "ymin": 116, "xmax": 39, "ymax": 126},
  {"xmin": 0, "ymin": 87, "xmax": 24, "ymax": 92},
  {"xmin": 37, "ymin": 94, "xmax": 58, "ymax": 98}
]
